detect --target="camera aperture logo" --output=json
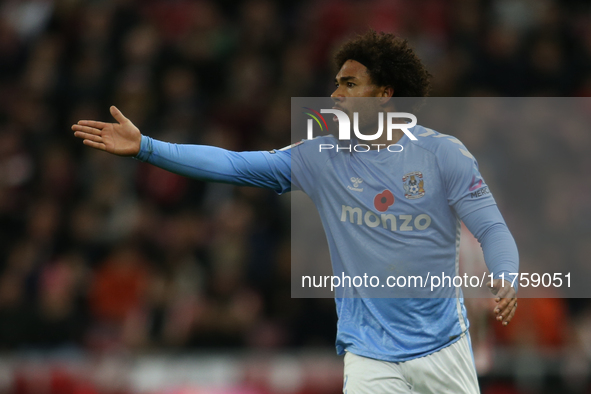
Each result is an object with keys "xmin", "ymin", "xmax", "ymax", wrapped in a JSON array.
[{"xmin": 302, "ymin": 107, "xmax": 417, "ymax": 153}]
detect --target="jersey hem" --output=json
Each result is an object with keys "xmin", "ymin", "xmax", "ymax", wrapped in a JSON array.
[{"xmin": 338, "ymin": 332, "xmax": 467, "ymax": 363}]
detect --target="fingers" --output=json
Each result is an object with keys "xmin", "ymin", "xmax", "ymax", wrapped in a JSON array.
[
  {"xmin": 494, "ymin": 298, "xmax": 517, "ymax": 326},
  {"xmin": 82, "ymin": 139, "xmax": 106, "ymax": 151},
  {"xmin": 72, "ymin": 124, "xmax": 103, "ymax": 143},
  {"xmin": 495, "ymin": 295, "xmax": 516, "ymax": 315},
  {"xmin": 74, "ymin": 131, "xmax": 103, "ymax": 143},
  {"xmin": 503, "ymin": 302, "xmax": 517, "ymax": 324},
  {"xmin": 495, "ymin": 297, "xmax": 510, "ymax": 312},
  {"xmin": 110, "ymin": 105, "xmax": 127, "ymax": 124},
  {"xmin": 495, "ymin": 290, "xmax": 515, "ymax": 310},
  {"xmin": 490, "ymin": 279, "xmax": 517, "ymax": 326},
  {"xmin": 72, "ymin": 124, "xmax": 102, "ymax": 136},
  {"xmin": 77, "ymin": 120, "xmax": 107, "ymax": 129}
]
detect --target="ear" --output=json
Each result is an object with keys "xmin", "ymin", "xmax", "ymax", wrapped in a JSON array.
[
  {"xmin": 377, "ymin": 86, "xmax": 394, "ymax": 106},
  {"xmin": 382, "ymin": 86, "xmax": 394, "ymax": 98}
]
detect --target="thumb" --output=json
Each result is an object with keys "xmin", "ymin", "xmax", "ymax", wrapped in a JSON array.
[{"xmin": 110, "ymin": 105, "xmax": 127, "ymax": 124}]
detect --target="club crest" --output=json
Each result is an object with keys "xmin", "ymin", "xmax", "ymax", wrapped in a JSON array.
[{"xmin": 403, "ymin": 171, "xmax": 425, "ymax": 199}]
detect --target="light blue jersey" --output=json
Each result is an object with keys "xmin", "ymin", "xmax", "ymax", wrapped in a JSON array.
[{"xmin": 135, "ymin": 125, "xmax": 519, "ymax": 362}]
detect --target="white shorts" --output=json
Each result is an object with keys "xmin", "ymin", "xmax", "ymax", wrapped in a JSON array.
[{"xmin": 343, "ymin": 334, "xmax": 480, "ymax": 394}]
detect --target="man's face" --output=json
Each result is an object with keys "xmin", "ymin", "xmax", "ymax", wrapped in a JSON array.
[
  {"xmin": 331, "ymin": 60, "xmax": 392, "ymax": 128},
  {"xmin": 332, "ymin": 59, "xmax": 384, "ymax": 99}
]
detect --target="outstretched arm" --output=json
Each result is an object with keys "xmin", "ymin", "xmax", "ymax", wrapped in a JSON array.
[{"xmin": 72, "ymin": 106, "xmax": 292, "ymax": 193}]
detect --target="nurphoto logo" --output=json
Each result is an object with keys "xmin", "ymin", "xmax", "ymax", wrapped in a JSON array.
[{"xmin": 302, "ymin": 108, "xmax": 417, "ymax": 153}]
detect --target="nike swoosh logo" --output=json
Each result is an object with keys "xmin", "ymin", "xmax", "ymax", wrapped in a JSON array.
[{"xmin": 468, "ymin": 175, "xmax": 483, "ymax": 191}]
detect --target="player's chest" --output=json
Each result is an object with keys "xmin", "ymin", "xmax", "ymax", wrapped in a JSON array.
[{"xmin": 317, "ymin": 153, "xmax": 445, "ymax": 214}]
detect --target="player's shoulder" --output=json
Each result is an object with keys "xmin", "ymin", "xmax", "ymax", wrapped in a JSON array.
[{"xmin": 408, "ymin": 125, "xmax": 475, "ymax": 161}]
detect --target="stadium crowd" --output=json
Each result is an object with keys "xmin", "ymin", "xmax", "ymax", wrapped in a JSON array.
[{"xmin": 0, "ymin": 0, "xmax": 590, "ymax": 392}]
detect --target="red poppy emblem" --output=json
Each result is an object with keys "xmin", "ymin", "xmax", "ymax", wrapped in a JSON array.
[{"xmin": 374, "ymin": 190, "xmax": 395, "ymax": 212}]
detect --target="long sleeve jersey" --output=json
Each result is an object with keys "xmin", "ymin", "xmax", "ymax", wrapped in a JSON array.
[{"xmin": 135, "ymin": 125, "xmax": 519, "ymax": 361}]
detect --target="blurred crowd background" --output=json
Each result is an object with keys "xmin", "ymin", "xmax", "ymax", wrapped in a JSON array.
[{"xmin": 0, "ymin": 0, "xmax": 590, "ymax": 393}]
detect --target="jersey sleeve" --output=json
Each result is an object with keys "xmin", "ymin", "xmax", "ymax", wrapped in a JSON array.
[
  {"xmin": 438, "ymin": 140, "xmax": 496, "ymax": 219},
  {"xmin": 134, "ymin": 136, "xmax": 292, "ymax": 194},
  {"xmin": 279, "ymin": 137, "xmax": 333, "ymax": 196},
  {"xmin": 462, "ymin": 205, "xmax": 519, "ymax": 289},
  {"xmin": 437, "ymin": 138, "xmax": 519, "ymax": 289},
  {"xmin": 289, "ymin": 141, "xmax": 318, "ymax": 195}
]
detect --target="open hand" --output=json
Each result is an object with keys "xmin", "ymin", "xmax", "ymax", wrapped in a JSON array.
[
  {"xmin": 489, "ymin": 279, "xmax": 517, "ymax": 326},
  {"xmin": 72, "ymin": 106, "xmax": 141, "ymax": 156}
]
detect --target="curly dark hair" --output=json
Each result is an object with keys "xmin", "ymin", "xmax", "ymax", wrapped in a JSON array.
[{"xmin": 334, "ymin": 30, "xmax": 432, "ymax": 97}]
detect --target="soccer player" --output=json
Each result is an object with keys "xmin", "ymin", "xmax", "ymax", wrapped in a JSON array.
[{"xmin": 73, "ymin": 31, "xmax": 518, "ymax": 393}]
